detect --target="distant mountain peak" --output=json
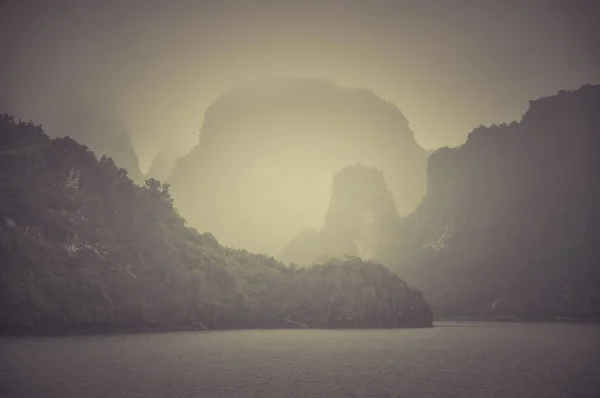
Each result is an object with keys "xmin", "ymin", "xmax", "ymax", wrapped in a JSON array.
[
  {"xmin": 169, "ymin": 78, "xmax": 427, "ymax": 255},
  {"xmin": 280, "ymin": 163, "xmax": 400, "ymax": 264}
]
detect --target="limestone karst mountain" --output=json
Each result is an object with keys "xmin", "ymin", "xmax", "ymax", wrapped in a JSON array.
[
  {"xmin": 380, "ymin": 85, "xmax": 600, "ymax": 320},
  {"xmin": 168, "ymin": 78, "xmax": 427, "ymax": 255},
  {"xmin": 282, "ymin": 85, "xmax": 600, "ymax": 321},
  {"xmin": 281, "ymin": 164, "xmax": 400, "ymax": 265}
]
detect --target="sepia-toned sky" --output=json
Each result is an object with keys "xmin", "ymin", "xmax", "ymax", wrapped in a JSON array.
[{"xmin": 2, "ymin": 0, "xmax": 599, "ymax": 171}]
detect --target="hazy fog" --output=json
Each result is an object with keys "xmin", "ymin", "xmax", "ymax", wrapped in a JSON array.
[
  {"xmin": 167, "ymin": 78, "xmax": 427, "ymax": 254},
  {"xmin": 2, "ymin": 0, "xmax": 599, "ymax": 171}
]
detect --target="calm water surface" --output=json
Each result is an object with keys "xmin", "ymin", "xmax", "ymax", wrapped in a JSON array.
[{"xmin": 1, "ymin": 322, "xmax": 599, "ymax": 398}]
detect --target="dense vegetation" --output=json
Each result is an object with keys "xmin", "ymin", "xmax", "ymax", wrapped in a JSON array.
[
  {"xmin": 380, "ymin": 85, "xmax": 600, "ymax": 320},
  {"xmin": 0, "ymin": 114, "xmax": 432, "ymax": 333},
  {"xmin": 31, "ymin": 97, "xmax": 145, "ymax": 183}
]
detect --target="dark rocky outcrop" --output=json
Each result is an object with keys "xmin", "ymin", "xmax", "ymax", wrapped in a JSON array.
[
  {"xmin": 285, "ymin": 257, "xmax": 433, "ymax": 329},
  {"xmin": 168, "ymin": 78, "xmax": 427, "ymax": 255},
  {"xmin": 380, "ymin": 85, "xmax": 600, "ymax": 320}
]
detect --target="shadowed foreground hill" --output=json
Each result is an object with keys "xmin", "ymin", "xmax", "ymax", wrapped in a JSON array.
[
  {"xmin": 381, "ymin": 85, "xmax": 600, "ymax": 320},
  {"xmin": 0, "ymin": 115, "xmax": 432, "ymax": 333}
]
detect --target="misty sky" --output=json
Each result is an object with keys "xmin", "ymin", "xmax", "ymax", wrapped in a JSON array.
[{"xmin": 2, "ymin": 0, "xmax": 599, "ymax": 171}]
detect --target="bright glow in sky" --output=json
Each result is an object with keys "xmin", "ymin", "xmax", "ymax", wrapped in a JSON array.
[{"xmin": 2, "ymin": 0, "xmax": 599, "ymax": 170}]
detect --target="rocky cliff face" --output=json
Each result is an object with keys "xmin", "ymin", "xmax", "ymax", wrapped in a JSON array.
[
  {"xmin": 281, "ymin": 164, "xmax": 400, "ymax": 265},
  {"xmin": 168, "ymin": 78, "xmax": 427, "ymax": 255},
  {"xmin": 381, "ymin": 85, "xmax": 600, "ymax": 319}
]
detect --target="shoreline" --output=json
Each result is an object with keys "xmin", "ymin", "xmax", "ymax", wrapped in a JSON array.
[
  {"xmin": 5, "ymin": 318, "xmax": 599, "ymax": 338},
  {"xmin": 434, "ymin": 316, "xmax": 600, "ymax": 324},
  {"xmin": 0, "ymin": 323, "xmax": 434, "ymax": 338}
]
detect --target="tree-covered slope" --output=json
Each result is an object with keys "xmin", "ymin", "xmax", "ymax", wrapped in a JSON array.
[
  {"xmin": 25, "ymin": 96, "xmax": 145, "ymax": 183},
  {"xmin": 0, "ymin": 114, "xmax": 432, "ymax": 332}
]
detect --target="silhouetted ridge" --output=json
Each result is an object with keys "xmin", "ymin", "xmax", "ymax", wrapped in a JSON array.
[
  {"xmin": 0, "ymin": 114, "xmax": 432, "ymax": 333},
  {"xmin": 380, "ymin": 85, "xmax": 600, "ymax": 320},
  {"xmin": 169, "ymin": 77, "xmax": 427, "ymax": 255},
  {"xmin": 39, "ymin": 97, "xmax": 144, "ymax": 183}
]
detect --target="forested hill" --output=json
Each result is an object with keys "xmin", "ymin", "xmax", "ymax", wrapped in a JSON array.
[{"xmin": 0, "ymin": 114, "xmax": 432, "ymax": 333}]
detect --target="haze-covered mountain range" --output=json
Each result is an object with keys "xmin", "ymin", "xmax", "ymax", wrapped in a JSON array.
[
  {"xmin": 0, "ymin": 114, "xmax": 432, "ymax": 333},
  {"xmin": 283, "ymin": 84, "xmax": 600, "ymax": 320},
  {"xmin": 2, "ymin": 82, "xmax": 599, "ymax": 329},
  {"xmin": 168, "ymin": 78, "xmax": 428, "ymax": 255}
]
